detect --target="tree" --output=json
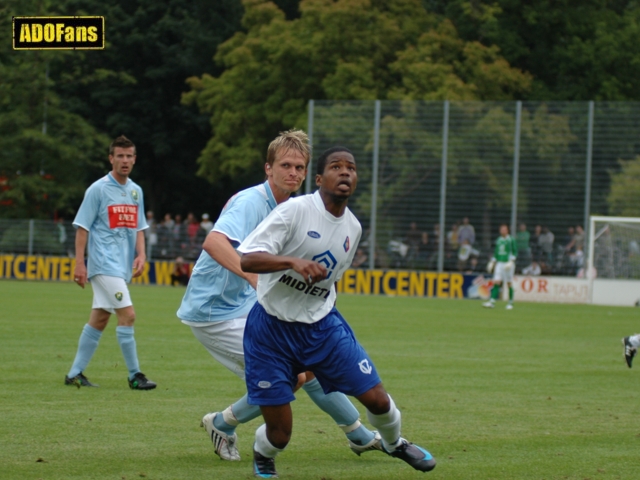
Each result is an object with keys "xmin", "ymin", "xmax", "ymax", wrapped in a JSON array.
[
  {"xmin": 51, "ymin": 0, "xmax": 244, "ymax": 219},
  {"xmin": 185, "ymin": 0, "xmax": 530, "ymax": 184},
  {"xmin": 0, "ymin": 1, "xmax": 108, "ymax": 219},
  {"xmin": 439, "ymin": 0, "xmax": 640, "ymax": 101},
  {"xmin": 608, "ymin": 156, "xmax": 640, "ymax": 217}
]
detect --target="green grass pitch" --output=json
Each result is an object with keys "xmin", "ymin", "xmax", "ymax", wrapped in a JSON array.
[{"xmin": 1, "ymin": 279, "xmax": 639, "ymax": 479}]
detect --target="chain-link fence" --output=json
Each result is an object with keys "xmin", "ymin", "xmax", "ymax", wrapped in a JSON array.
[
  {"xmin": 0, "ymin": 218, "xmax": 202, "ymax": 261},
  {"xmin": 2, "ymin": 101, "xmax": 639, "ymax": 276},
  {"xmin": 306, "ymin": 100, "xmax": 640, "ymax": 275},
  {"xmin": 0, "ymin": 219, "xmax": 75, "ymax": 257}
]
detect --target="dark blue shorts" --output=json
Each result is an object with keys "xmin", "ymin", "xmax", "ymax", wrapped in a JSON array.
[{"xmin": 243, "ymin": 302, "xmax": 381, "ymax": 406}]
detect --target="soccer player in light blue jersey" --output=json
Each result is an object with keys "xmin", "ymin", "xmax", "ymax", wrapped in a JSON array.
[
  {"xmin": 177, "ymin": 131, "xmax": 383, "ymax": 462},
  {"xmin": 66, "ymin": 135, "xmax": 156, "ymax": 390},
  {"xmin": 238, "ymin": 147, "xmax": 436, "ymax": 478}
]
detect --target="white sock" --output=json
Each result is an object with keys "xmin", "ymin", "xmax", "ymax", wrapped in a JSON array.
[
  {"xmin": 629, "ymin": 335, "xmax": 640, "ymax": 348},
  {"xmin": 366, "ymin": 395, "xmax": 402, "ymax": 451},
  {"xmin": 254, "ymin": 424, "xmax": 284, "ymax": 458}
]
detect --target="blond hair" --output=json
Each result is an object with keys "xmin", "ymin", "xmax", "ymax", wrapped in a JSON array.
[{"xmin": 266, "ymin": 129, "xmax": 310, "ymax": 167}]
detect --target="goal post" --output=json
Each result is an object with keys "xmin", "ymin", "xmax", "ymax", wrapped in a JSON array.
[{"xmin": 588, "ymin": 216, "xmax": 640, "ymax": 305}]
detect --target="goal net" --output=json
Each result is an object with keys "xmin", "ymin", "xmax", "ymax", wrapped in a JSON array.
[{"xmin": 588, "ymin": 216, "xmax": 640, "ymax": 280}]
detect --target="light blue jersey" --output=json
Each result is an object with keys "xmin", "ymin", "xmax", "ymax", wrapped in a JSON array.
[
  {"xmin": 176, "ymin": 181, "xmax": 277, "ymax": 323},
  {"xmin": 73, "ymin": 173, "xmax": 147, "ymax": 283}
]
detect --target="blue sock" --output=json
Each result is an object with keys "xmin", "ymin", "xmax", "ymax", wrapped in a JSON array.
[
  {"xmin": 68, "ymin": 324, "xmax": 102, "ymax": 378},
  {"xmin": 346, "ymin": 424, "xmax": 378, "ymax": 446},
  {"xmin": 116, "ymin": 326, "xmax": 140, "ymax": 379},
  {"xmin": 231, "ymin": 394, "xmax": 262, "ymax": 423},
  {"xmin": 302, "ymin": 378, "xmax": 375, "ymax": 445},
  {"xmin": 213, "ymin": 394, "xmax": 262, "ymax": 435}
]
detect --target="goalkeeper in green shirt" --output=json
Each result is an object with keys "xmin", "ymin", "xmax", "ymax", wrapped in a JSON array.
[{"xmin": 483, "ymin": 224, "xmax": 518, "ymax": 310}]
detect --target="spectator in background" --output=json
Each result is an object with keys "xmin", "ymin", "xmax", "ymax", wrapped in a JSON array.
[
  {"xmin": 162, "ymin": 212, "xmax": 174, "ymax": 230},
  {"xmin": 185, "ymin": 212, "xmax": 203, "ymax": 258},
  {"xmin": 157, "ymin": 213, "xmax": 174, "ymax": 259},
  {"xmin": 186, "ymin": 212, "xmax": 200, "ymax": 245},
  {"xmin": 144, "ymin": 211, "xmax": 158, "ymax": 258},
  {"xmin": 539, "ymin": 259, "xmax": 552, "ymax": 275},
  {"xmin": 563, "ymin": 226, "xmax": 576, "ymax": 253},
  {"xmin": 538, "ymin": 226, "xmax": 555, "ymax": 263},
  {"xmin": 200, "ymin": 213, "xmax": 213, "ymax": 233},
  {"xmin": 171, "ymin": 256, "xmax": 190, "ymax": 286},
  {"xmin": 446, "ymin": 222, "xmax": 459, "ymax": 251},
  {"xmin": 457, "ymin": 217, "xmax": 475, "ymax": 247},
  {"xmin": 522, "ymin": 261, "xmax": 541, "ymax": 276},
  {"xmin": 172, "ymin": 214, "xmax": 187, "ymax": 257},
  {"xmin": 457, "ymin": 239, "xmax": 479, "ymax": 272},
  {"xmin": 405, "ymin": 221, "xmax": 422, "ymax": 266},
  {"xmin": 351, "ymin": 247, "xmax": 368, "ymax": 268},
  {"xmin": 428, "ymin": 223, "xmax": 441, "ymax": 269},
  {"xmin": 417, "ymin": 231, "xmax": 430, "ymax": 269},
  {"xmin": 446, "ymin": 222, "xmax": 459, "ymax": 270},
  {"xmin": 569, "ymin": 246, "xmax": 584, "ymax": 273},
  {"xmin": 56, "ymin": 217, "xmax": 75, "ymax": 256},
  {"xmin": 574, "ymin": 225, "xmax": 585, "ymax": 251},
  {"xmin": 464, "ymin": 255, "xmax": 481, "ymax": 274},
  {"xmin": 516, "ymin": 223, "xmax": 531, "ymax": 272},
  {"xmin": 530, "ymin": 224, "xmax": 542, "ymax": 261}
]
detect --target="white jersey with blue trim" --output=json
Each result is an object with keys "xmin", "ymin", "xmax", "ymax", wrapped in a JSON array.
[
  {"xmin": 176, "ymin": 181, "xmax": 277, "ymax": 323},
  {"xmin": 73, "ymin": 173, "xmax": 148, "ymax": 283},
  {"xmin": 238, "ymin": 190, "xmax": 361, "ymax": 324}
]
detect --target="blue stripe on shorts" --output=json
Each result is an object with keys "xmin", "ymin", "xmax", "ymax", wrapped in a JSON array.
[{"xmin": 243, "ymin": 302, "xmax": 381, "ymax": 406}]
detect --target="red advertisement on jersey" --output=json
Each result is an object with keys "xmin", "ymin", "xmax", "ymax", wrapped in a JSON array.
[{"xmin": 108, "ymin": 204, "xmax": 138, "ymax": 229}]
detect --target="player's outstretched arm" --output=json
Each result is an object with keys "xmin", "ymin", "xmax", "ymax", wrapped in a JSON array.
[
  {"xmin": 241, "ymin": 252, "xmax": 327, "ymax": 285},
  {"xmin": 204, "ymin": 232, "xmax": 258, "ymax": 289}
]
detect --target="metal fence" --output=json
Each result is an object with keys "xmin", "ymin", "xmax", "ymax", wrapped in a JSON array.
[
  {"xmin": 0, "ymin": 218, "xmax": 201, "ymax": 261},
  {"xmin": 2, "ymin": 101, "xmax": 639, "ymax": 276},
  {"xmin": 305, "ymin": 100, "xmax": 640, "ymax": 275},
  {"xmin": 0, "ymin": 219, "xmax": 75, "ymax": 257}
]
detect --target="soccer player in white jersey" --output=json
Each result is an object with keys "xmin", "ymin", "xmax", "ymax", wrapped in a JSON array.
[
  {"xmin": 65, "ymin": 135, "xmax": 156, "ymax": 390},
  {"xmin": 483, "ymin": 224, "xmax": 518, "ymax": 310},
  {"xmin": 177, "ymin": 131, "xmax": 383, "ymax": 462},
  {"xmin": 238, "ymin": 147, "xmax": 436, "ymax": 478}
]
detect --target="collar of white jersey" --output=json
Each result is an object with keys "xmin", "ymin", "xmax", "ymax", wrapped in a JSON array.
[
  {"xmin": 262, "ymin": 180, "xmax": 277, "ymax": 210},
  {"xmin": 107, "ymin": 172, "xmax": 131, "ymax": 187},
  {"xmin": 311, "ymin": 190, "xmax": 349, "ymax": 223}
]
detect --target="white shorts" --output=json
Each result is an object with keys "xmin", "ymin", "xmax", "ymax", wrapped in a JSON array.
[
  {"xmin": 90, "ymin": 275, "xmax": 132, "ymax": 313},
  {"xmin": 186, "ymin": 317, "xmax": 247, "ymax": 379},
  {"xmin": 493, "ymin": 262, "xmax": 514, "ymax": 283}
]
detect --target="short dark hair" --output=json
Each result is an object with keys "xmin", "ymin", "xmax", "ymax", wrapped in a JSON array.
[
  {"xmin": 109, "ymin": 135, "xmax": 136, "ymax": 155},
  {"xmin": 316, "ymin": 146, "xmax": 353, "ymax": 175}
]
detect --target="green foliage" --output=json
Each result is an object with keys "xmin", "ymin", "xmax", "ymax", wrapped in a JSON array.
[
  {"xmin": 389, "ymin": 19, "xmax": 531, "ymax": 100},
  {"xmin": 0, "ymin": 220, "xmax": 66, "ymax": 254},
  {"xmin": 0, "ymin": 1, "xmax": 109, "ymax": 219},
  {"xmin": 309, "ymin": 100, "xmax": 576, "ymax": 244},
  {"xmin": 441, "ymin": 0, "xmax": 640, "ymax": 100},
  {"xmin": 46, "ymin": 0, "xmax": 245, "ymax": 218},
  {"xmin": 607, "ymin": 156, "xmax": 640, "ymax": 216},
  {"xmin": 186, "ymin": 0, "xmax": 530, "ymax": 183}
]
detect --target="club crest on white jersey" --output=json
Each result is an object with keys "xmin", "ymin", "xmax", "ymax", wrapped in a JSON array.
[{"xmin": 312, "ymin": 250, "xmax": 337, "ymax": 279}]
